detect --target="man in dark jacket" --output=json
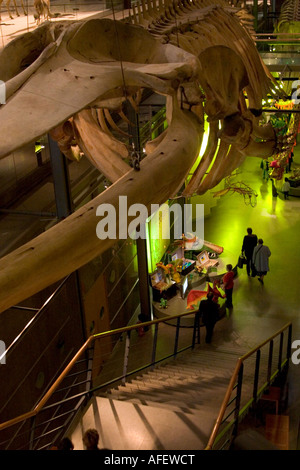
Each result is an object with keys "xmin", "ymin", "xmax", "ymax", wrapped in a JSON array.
[
  {"xmin": 198, "ymin": 292, "xmax": 220, "ymax": 343},
  {"xmin": 242, "ymin": 227, "xmax": 258, "ymax": 277}
]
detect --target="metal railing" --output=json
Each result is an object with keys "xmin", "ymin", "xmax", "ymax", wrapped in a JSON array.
[
  {"xmin": 139, "ymin": 106, "xmax": 167, "ymax": 145},
  {"xmin": 0, "ymin": 272, "xmax": 89, "ymax": 450},
  {"xmin": 0, "ymin": 315, "xmax": 292, "ymax": 450},
  {"xmin": 0, "ymin": 309, "xmax": 201, "ymax": 449},
  {"xmin": 205, "ymin": 322, "xmax": 292, "ymax": 450}
]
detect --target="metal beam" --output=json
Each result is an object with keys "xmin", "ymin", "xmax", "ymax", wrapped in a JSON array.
[{"xmin": 260, "ymin": 53, "xmax": 300, "ymax": 71}]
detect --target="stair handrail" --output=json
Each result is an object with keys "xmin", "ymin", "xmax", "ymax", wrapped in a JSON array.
[
  {"xmin": 0, "ymin": 309, "xmax": 197, "ymax": 434},
  {"xmin": 205, "ymin": 321, "xmax": 292, "ymax": 450}
]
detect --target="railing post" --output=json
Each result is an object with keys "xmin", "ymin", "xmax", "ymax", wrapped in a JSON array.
[
  {"xmin": 278, "ymin": 332, "xmax": 283, "ymax": 374},
  {"xmin": 253, "ymin": 349, "xmax": 261, "ymax": 404},
  {"xmin": 267, "ymin": 339, "xmax": 273, "ymax": 386},
  {"xmin": 287, "ymin": 324, "xmax": 292, "ymax": 360},
  {"xmin": 192, "ymin": 313, "xmax": 200, "ymax": 349},
  {"xmin": 151, "ymin": 323, "xmax": 159, "ymax": 371},
  {"xmin": 233, "ymin": 364, "xmax": 243, "ymax": 437},
  {"xmin": 285, "ymin": 324, "xmax": 293, "ymax": 376},
  {"xmin": 86, "ymin": 344, "xmax": 94, "ymax": 400},
  {"xmin": 122, "ymin": 331, "xmax": 131, "ymax": 385},
  {"xmin": 174, "ymin": 317, "xmax": 181, "ymax": 357},
  {"xmin": 253, "ymin": 0, "xmax": 258, "ymax": 30},
  {"xmin": 205, "ymin": 322, "xmax": 293, "ymax": 450},
  {"xmin": 29, "ymin": 416, "xmax": 36, "ymax": 450}
]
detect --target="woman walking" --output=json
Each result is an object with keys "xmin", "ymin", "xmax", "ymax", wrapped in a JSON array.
[{"xmin": 252, "ymin": 239, "xmax": 271, "ymax": 284}]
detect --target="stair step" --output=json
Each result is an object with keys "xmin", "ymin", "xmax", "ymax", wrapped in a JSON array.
[
  {"xmin": 161, "ymin": 357, "xmax": 237, "ymax": 367},
  {"xmin": 69, "ymin": 332, "xmax": 286, "ymax": 451},
  {"xmin": 97, "ymin": 393, "xmax": 200, "ymax": 414},
  {"xmin": 132, "ymin": 372, "xmax": 230, "ymax": 386},
  {"xmin": 160, "ymin": 363, "xmax": 234, "ymax": 373},
  {"xmin": 170, "ymin": 349, "xmax": 242, "ymax": 358},
  {"xmin": 144, "ymin": 368, "xmax": 228, "ymax": 380},
  {"xmin": 108, "ymin": 383, "xmax": 230, "ymax": 404},
  {"xmin": 102, "ymin": 391, "xmax": 230, "ymax": 415},
  {"xmin": 158, "ymin": 359, "xmax": 236, "ymax": 371},
  {"xmin": 138, "ymin": 366, "xmax": 229, "ymax": 379},
  {"xmin": 116, "ymin": 380, "xmax": 229, "ymax": 396},
  {"xmin": 158, "ymin": 362, "xmax": 235, "ymax": 372},
  {"xmin": 132, "ymin": 375, "xmax": 201, "ymax": 387},
  {"xmin": 125, "ymin": 380, "xmax": 229, "ymax": 396},
  {"xmin": 134, "ymin": 372, "xmax": 223, "ymax": 386}
]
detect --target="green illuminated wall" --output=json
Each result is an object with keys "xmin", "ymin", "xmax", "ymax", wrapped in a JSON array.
[
  {"xmin": 146, "ymin": 117, "xmax": 212, "ymax": 273},
  {"xmin": 186, "ymin": 117, "xmax": 209, "ymax": 185},
  {"xmin": 146, "ymin": 204, "xmax": 170, "ymax": 273}
]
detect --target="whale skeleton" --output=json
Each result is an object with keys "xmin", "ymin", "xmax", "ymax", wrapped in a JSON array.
[{"xmin": 0, "ymin": 0, "xmax": 287, "ymax": 313}]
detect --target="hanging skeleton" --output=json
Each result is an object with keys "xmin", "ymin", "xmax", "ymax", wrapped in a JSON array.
[
  {"xmin": 0, "ymin": 0, "xmax": 27, "ymax": 20},
  {"xmin": 0, "ymin": 0, "xmax": 289, "ymax": 313}
]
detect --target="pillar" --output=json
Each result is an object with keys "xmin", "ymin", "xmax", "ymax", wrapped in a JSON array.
[
  {"xmin": 137, "ymin": 236, "xmax": 152, "ymax": 321},
  {"xmin": 48, "ymin": 135, "xmax": 73, "ymax": 219}
]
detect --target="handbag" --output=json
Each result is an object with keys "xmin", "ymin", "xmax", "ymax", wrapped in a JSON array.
[{"xmin": 237, "ymin": 253, "xmax": 247, "ymax": 269}]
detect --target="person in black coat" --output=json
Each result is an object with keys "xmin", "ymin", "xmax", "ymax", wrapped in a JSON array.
[
  {"xmin": 242, "ymin": 227, "xmax": 258, "ymax": 277},
  {"xmin": 198, "ymin": 292, "xmax": 220, "ymax": 343}
]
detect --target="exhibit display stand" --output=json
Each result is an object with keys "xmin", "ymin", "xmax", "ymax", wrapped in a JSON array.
[{"xmin": 150, "ymin": 237, "xmax": 227, "ymax": 326}]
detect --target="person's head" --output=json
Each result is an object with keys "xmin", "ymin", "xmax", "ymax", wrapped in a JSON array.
[
  {"xmin": 247, "ymin": 228, "xmax": 252, "ymax": 235},
  {"xmin": 258, "ymin": 239, "xmax": 263, "ymax": 245},
  {"xmin": 58, "ymin": 437, "xmax": 74, "ymax": 450},
  {"xmin": 226, "ymin": 264, "xmax": 232, "ymax": 272},
  {"xmin": 285, "ymin": 177, "xmax": 288, "ymax": 182},
  {"xmin": 206, "ymin": 292, "xmax": 214, "ymax": 301},
  {"xmin": 83, "ymin": 428, "xmax": 99, "ymax": 450}
]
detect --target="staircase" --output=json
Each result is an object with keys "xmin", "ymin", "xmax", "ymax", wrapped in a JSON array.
[{"xmin": 70, "ymin": 343, "xmax": 255, "ymax": 450}]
